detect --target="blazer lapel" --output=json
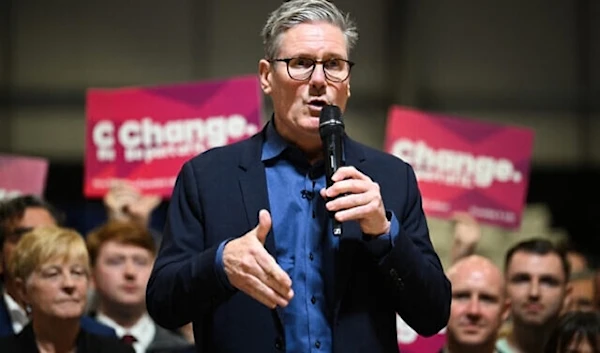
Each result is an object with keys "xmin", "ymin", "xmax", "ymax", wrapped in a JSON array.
[
  {"xmin": 334, "ymin": 137, "xmax": 367, "ymax": 317},
  {"xmin": 237, "ymin": 128, "xmax": 285, "ymax": 329},
  {"xmin": 237, "ymin": 130, "xmax": 275, "ymax": 255}
]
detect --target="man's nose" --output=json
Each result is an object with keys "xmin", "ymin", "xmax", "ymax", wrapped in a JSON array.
[
  {"xmin": 309, "ymin": 63, "xmax": 327, "ymax": 89},
  {"xmin": 123, "ymin": 261, "xmax": 136, "ymax": 279},
  {"xmin": 528, "ymin": 281, "xmax": 540, "ymax": 299},
  {"xmin": 466, "ymin": 296, "xmax": 482, "ymax": 316}
]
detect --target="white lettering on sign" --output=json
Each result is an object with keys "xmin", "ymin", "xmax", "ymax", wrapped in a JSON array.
[
  {"xmin": 0, "ymin": 189, "xmax": 22, "ymax": 201},
  {"xmin": 91, "ymin": 115, "xmax": 258, "ymax": 163},
  {"xmin": 391, "ymin": 139, "xmax": 522, "ymax": 189}
]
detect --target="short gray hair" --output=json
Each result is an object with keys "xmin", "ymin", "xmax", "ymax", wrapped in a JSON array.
[{"xmin": 261, "ymin": 0, "xmax": 358, "ymax": 59}]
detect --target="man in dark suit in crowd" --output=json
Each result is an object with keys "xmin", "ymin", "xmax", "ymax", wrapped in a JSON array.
[
  {"xmin": 86, "ymin": 220, "xmax": 193, "ymax": 353},
  {"xmin": 0, "ymin": 195, "xmax": 115, "ymax": 338},
  {"xmin": 146, "ymin": 1, "xmax": 451, "ymax": 352}
]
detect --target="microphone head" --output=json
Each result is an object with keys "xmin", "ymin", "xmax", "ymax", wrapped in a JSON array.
[{"xmin": 319, "ymin": 105, "xmax": 345, "ymax": 139}]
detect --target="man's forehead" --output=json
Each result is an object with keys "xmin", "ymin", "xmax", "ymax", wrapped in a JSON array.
[
  {"xmin": 278, "ymin": 22, "xmax": 348, "ymax": 56},
  {"xmin": 18, "ymin": 207, "xmax": 57, "ymax": 227},
  {"xmin": 452, "ymin": 267, "xmax": 503, "ymax": 287},
  {"xmin": 449, "ymin": 257, "xmax": 504, "ymax": 288},
  {"xmin": 506, "ymin": 252, "xmax": 566, "ymax": 279},
  {"xmin": 98, "ymin": 240, "xmax": 154, "ymax": 257}
]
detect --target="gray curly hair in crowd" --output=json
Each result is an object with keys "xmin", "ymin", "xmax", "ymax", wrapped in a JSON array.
[{"xmin": 261, "ymin": 0, "xmax": 359, "ymax": 59}]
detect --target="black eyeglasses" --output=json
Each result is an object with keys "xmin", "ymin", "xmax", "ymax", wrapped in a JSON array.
[{"xmin": 270, "ymin": 57, "xmax": 354, "ymax": 82}]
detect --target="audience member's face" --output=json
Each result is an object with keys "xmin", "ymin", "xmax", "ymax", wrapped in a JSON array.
[
  {"xmin": 1, "ymin": 207, "xmax": 56, "ymax": 276},
  {"xmin": 448, "ymin": 260, "xmax": 508, "ymax": 347},
  {"xmin": 24, "ymin": 257, "xmax": 89, "ymax": 320},
  {"xmin": 566, "ymin": 278, "xmax": 596, "ymax": 313},
  {"xmin": 506, "ymin": 251, "xmax": 568, "ymax": 326},
  {"xmin": 567, "ymin": 251, "xmax": 588, "ymax": 274},
  {"xmin": 259, "ymin": 22, "xmax": 350, "ymax": 149},
  {"xmin": 92, "ymin": 241, "xmax": 154, "ymax": 308}
]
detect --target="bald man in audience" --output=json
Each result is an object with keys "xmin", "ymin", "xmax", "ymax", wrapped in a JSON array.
[{"xmin": 441, "ymin": 255, "xmax": 510, "ymax": 353}]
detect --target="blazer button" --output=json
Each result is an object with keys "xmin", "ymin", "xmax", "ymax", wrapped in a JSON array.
[{"xmin": 275, "ymin": 337, "xmax": 284, "ymax": 351}]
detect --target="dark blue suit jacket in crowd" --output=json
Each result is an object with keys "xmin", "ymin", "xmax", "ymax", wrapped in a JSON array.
[
  {"xmin": 0, "ymin": 284, "xmax": 116, "ymax": 338},
  {"xmin": 146, "ymin": 126, "xmax": 451, "ymax": 353}
]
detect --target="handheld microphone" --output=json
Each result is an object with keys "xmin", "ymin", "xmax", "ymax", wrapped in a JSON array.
[{"xmin": 319, "ymin": 105, "xmax": 345, "ymax": 237}]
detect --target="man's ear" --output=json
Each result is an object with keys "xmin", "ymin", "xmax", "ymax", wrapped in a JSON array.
[
  {"xmin": 259, "ymin": 59, "xmax": 273, "ymax": 95},
  {"xmin": 347, "ymin": 83, "xmax": 351, "ymax": 98}
]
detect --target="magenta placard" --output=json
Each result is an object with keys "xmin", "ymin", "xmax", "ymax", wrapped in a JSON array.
[
  {"xmin": 397, "ymin": 315, "xmax": 446, "ymax": 353},
  {"xmin": 384, "ymin": 106, "xmax": 534, "ymax": 229},
  {"xmin": 0, "ymin": 154, "xmax": 49, "ymax": 200},
  {"xmin": 84, "ymin": 75, "xmax": 263, "ymax": 198}
]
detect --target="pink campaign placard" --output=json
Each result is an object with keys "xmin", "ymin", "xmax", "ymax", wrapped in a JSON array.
[
  {"xmin": 384, "ymin": 106, "xmax": 534, "ymax": 229},
  {"xmin": 0, "ymin": 154, "xmax": 49, "ymax": 200},
  {"xmin": 84, "ymin": 75, "xmax": 263, "ymax": 198},
  {"xmin": 397, "ymin": 316, "xmax": 446, "ymax": 353}
]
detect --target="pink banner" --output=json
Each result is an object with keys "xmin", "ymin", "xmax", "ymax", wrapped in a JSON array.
[
  {"xmin": 384, "ymin": 106, "xmax": 534, "ymax": 229},
  {"xmin": 0, "ymin": 154, "xmax": 49, "ymax": 200},
  {"xmin": 84, "ymin": 75, "xmax": 263, "ymax": 198},
  {"xmin": 397, "ymin": 315, "xmax": 446, "ymax": 353}
]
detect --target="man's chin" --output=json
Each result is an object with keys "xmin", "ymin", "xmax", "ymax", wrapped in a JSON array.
[{"xmin": 519, "ymin": 314, "xmax": 549, "ymax": 327}]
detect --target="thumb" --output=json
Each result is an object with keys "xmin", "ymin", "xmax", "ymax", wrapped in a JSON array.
[{"xmin": 255, "ymin": 209, "xmax": 272, "ymax": 245}]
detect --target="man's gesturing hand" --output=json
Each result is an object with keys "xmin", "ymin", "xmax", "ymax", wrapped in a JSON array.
[{"xmin": 223, "ymin": 209, "xmax": 294, "ymax": 308}]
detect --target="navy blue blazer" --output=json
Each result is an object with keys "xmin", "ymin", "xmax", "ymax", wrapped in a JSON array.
[{"xmin": 146, "ymin": 127, "xmax": 451, "ymax": 353}]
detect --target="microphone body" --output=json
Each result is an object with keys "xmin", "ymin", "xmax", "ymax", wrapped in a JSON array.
[{"xmin": 319, "ymin": 105, "xmax": 345, "ymax": 236}]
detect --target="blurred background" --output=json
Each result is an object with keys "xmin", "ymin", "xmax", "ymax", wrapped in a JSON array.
[{"xmin": 0, "ymin": 0, "xmax": 598, "ymax": 264}]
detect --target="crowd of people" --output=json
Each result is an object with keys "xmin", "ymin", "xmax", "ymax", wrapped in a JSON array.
[
  {"xmin": 0, "ymin": 184, "xmax": 195, "ymax": 352},
  {"xmin": 1, "ymin": 1, "xmax": 597, "ymax": 352},
  {"xmin": 442, "ymin": 213, "xmax": 600, "ymax": 353}
]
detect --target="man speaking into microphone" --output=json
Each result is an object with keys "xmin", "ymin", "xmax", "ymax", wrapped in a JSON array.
[{"xmin": 146, "ymin": 1, "xmax": 450, "ymax": 352}]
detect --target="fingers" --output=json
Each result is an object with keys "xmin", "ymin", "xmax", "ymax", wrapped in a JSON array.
[
  {"xmin": 225, "ymin": 247, "xmax": 293, "ymax": 308},
  {"xmin": 330, "ymin": 166, "xmax": 370, "ymax": 183},
  {"xmin": 327, "ymin": 197, "xmax": 381, "ymax": 222},
  {"xmin": 254, "ymin": 251, "xmax": 293, "ymax": 299},
  {"xmin": 255, "ymin": 209, "xmax": 272, "ymax": 245},
  {"xmin": 324, "ymin": 167, "xmax": 373, "ymax": 199},
  {"xmin": 224, "ymin": 210, "xmax": 293, "ymax": 309},
  {"xmin": 240, "ymin": 274, "xmax": 290, "ymax": 309},
  {"xmin": 452, "ymin": 211, "xmax": 477, "ymax": 225}
]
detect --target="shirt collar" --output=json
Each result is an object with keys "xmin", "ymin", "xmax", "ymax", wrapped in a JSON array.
[
  {"xmin": 261, "ymin": 118, "xmax": 291, "ymax": 162},
  {"xmin": 96, "ymin": 312, "xmax": 156, "ymax": 353},
  {"xmin": 3, "ymin": 290, "xmax": 28, "ymax": 334}
]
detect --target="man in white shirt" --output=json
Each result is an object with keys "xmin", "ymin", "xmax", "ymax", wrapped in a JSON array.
[
  {"xmin": 86, "ymin": 220, "xmax": 192, "ymax": 353},
  {"xmin": 496, "ymin": 239, "xmax": 571, "ymax": 353}
]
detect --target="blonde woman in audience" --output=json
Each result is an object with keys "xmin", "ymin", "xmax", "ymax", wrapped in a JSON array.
[{"xmin": 0, "ymin": 226, "xmax": 133, "ymax": 353}]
